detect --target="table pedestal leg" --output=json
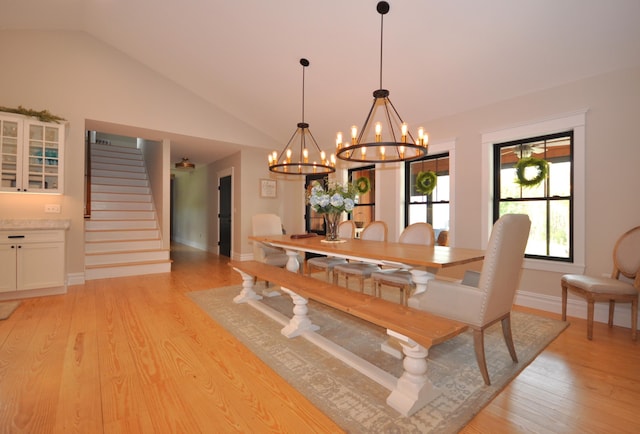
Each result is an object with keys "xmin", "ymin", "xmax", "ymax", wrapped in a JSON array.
[
  {"xmin": 386, "ymin": 330, "xmax": 440, "ymax": 417},
  {"xmin": 232, "ymin": 268, "xmax": 263, "ymax": 303},
  {"xmin": 409, "ymin": 269, "xmax": 436, "ymax": 296},
  {"xmin": 285, "ymin": 249, "xmax": 300, "ymax": 273},
  {"xmin": 279, "ymin": 287, "xmax": 319, "ymax": 337}
]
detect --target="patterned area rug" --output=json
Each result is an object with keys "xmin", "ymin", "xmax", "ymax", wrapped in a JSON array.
[
  {"xmin": 188, "ymin": 284, "xmax": 568, "ymax": 433},
  {"xmin": 0, "ymin": 301, "xmax": 20, "ymax": 320}
]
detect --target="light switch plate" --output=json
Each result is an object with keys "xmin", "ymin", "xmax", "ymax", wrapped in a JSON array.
[{"xmin": 45, "ymin": 204, "xmax": 61, "ymax": 213}]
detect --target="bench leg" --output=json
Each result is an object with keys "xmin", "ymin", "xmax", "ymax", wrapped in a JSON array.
[
  {"xmin": 232, "ymin": 268, "xmax": 263, "ymax": 303},
  {"xmin": 279, "ymin": 286, "xmax": 319, "ymax": 338},
  {"xmin": 386, "ymin": 330, "xmax": 440, "ymax": 417}
]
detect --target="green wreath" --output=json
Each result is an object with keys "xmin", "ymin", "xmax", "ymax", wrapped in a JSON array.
[
  {"xmin": 355, "ymin": 176, "xmax": 370, "ymax": 194},
  {"xmin": 515, "ymin": 157, "xmax": 548, "ymax": 187},
  {"xmin": 415, "ymin": 171, "xmax": 437, "ymax": 195}
]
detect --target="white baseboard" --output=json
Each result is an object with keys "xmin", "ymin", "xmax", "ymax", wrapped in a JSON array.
[
  {"xmin": 67, "ymin": 272, "xmax": 85, "ymax": 286},
  {"xmin": 515, "ymin": 289, "xmax": 638, "ymax": 329}
]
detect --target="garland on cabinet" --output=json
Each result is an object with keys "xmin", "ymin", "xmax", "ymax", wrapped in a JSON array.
[{"xmin": 0, "ymin": 105, "xmax": 66, "ymax": 123}]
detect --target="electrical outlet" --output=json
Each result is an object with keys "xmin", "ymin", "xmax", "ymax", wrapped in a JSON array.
[{"xmin": 44, "ymin": 204, "xmax": 61, "ymax": 213}]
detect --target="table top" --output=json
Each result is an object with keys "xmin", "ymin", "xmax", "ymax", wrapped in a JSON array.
[{"xmin": 250, "ymin": 234, "xmax": 484, "ymax": 270}]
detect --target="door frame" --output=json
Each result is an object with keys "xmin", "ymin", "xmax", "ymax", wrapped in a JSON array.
[{"xmin": 217, "ymin": 167, "xmax": 234, "ymax": 257}]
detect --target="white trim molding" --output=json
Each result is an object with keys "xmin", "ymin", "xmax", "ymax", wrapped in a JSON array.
[{"xmin": 481, "ymin": 110, "xmax": 587, "ymax": 274}]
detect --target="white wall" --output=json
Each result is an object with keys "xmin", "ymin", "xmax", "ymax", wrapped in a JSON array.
[{"xmin": 0, "ymin": 29, "xmax": 275, "ymax": 276}]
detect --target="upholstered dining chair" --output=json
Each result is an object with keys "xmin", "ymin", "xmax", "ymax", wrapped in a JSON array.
[
  {"xmin": 561, "ymin": 226, "xmax": 640, "ymax": 341},
  {"xmin": 333, "ymin": 221, "xmax": 388, "ymax": 292},
  {"xmin": 306, "ymin": 220, "xmax": 356, "ymax": 280},
  {"xmin": 408, "ymin": 214, "xmax": 531, "ymax": 385},
  {"xmin": 252, "ymin": 214, "xmax": 289, "ymax": 286},
  {"xmin": 371, "ymin": 222, "xmax": 435, "ymax": 305}
]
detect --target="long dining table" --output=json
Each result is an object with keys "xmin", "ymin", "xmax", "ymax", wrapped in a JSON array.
[{"xmin": 249, "ymin": 233, "xmax": 485, "ymax": 296}]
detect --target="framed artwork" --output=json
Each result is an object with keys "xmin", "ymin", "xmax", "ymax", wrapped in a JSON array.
[{"xmin": 260, "ymin": 179, "xmax": 277, "ymax": 198}]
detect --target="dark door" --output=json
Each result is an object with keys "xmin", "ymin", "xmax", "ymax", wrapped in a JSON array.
[{"xmin": 219, "ymin": 175, "xmax": 232, "ymax": 257}]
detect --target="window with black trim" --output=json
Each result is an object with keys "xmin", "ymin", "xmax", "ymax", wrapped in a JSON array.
[
  {"xmin": 404, "ymin": 153, "xmax": 450, "ymax": 243},
  {"xmin": 348, "ymin": 166, "xmax": 375, "ymax": 228},
  {"xmin": 494, "ymin": 131, "xmax": 573, "ymax": 261}
]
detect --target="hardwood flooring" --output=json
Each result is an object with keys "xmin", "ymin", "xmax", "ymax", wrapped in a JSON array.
[{"xmin": 0, "ymin": 244, "xmax": 638, "ymax": 433}]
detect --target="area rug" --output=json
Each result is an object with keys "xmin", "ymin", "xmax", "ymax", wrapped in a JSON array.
[
  {"xmin": 188, "ymin": 284, "xmax": 568, "ymax": 433},
  {"xmin": 0, "ymin": 301, "xmax": 20, "ymax": 320}
]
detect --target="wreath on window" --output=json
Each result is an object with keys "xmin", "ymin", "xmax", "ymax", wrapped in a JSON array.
[
  {"xmin": 355, "ymin": 176, "xmax": 370, "ymax": 194},
  {"xmin": 515, "ymin": 157, "xmax": 548, "ymax": 187},
  {"xmin": 415, "ymin": 170, "xmax": 437, "ymax": 195}
]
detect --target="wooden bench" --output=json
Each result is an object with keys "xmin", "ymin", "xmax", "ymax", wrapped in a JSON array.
[{"xmin": 229, "ymin": 260, "xmax": 468, "ymax": 417}]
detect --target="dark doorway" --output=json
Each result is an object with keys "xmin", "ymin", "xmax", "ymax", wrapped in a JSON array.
[{"xmin": 219, "ymin": 175, "xmax": 232, "ymax": 257}]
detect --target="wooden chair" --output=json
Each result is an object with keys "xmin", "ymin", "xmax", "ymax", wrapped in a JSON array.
[
  {"xmin": 408, "ymin": 214, "xmax": 531, "ymax": 385},
  {"xmin": 371, "ymin": 222, "xmax": 435, "ymax": 305},
  {"xmin": 561, "ymin": 226, "xmax": 640, "ymax": 341},
  {"xmin": 333, "ymin": 221, "xmax": 387, "ymax": 292},
  {"xmin": 306, "ymin": 220, "xmax": 356, "ymax": 279},
  {"xmin": 251, "ymin": 214, "xmax": 289, "ymax": 286}
]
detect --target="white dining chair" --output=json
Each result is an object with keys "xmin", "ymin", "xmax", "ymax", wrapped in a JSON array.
[
  {"xmin": 306, "ymin": 220, "xmax": 356, "ymax": 280},
  {"xmin": 252, "ymin": 214, "xmax": 289, "ymax": 286},
  {"xmin": 408, "ymin": 214, "xmax": 531, "ymax": 385},
  {"xmin": 333, "ymin": 221, "xmax": 388, "ymax": 292},
  {"xmin": 371, "ymin": 222, "xmax": 435, "ymax": 305}
]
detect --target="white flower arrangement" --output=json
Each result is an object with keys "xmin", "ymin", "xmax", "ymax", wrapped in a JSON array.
[{"xmin": 307, "ymin": 180, "xmax": 359, "ymax": 214}]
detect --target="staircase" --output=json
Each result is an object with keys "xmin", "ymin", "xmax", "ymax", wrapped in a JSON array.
[{"xmin": 84, "ymin": 143, "xmax": 171, "ymax": 280}]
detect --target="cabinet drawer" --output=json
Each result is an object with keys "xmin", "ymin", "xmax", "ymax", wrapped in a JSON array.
[{"xmin": 0, "ymin": 230, "xmax": 65, "ymax": 243}]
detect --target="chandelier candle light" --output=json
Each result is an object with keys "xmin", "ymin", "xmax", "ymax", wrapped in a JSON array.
[
  {"xmin": 336, "ymin": 1, "xmax": 429, "ymax": 163},
  {"xmin": 268, "ymin": 58, "xmax": 336, "ymax": 175}
]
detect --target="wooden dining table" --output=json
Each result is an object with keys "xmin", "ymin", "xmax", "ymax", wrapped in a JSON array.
[{"xmin": 249, "ymin": 233, "xmax": 485, "ymax": 296}]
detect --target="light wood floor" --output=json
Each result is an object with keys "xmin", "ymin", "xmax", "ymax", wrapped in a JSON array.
[{"xmin": 0, "ymin": 244, "xmax": 638, "ymax": 433}]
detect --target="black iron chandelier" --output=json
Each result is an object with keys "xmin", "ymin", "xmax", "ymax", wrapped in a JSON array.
[
  {"xmin": 268, "ymin": 58, "xmax": 336, "ymax": 175},
  {"xmin": 336, "ymin": 1, "xmax": 428, "ymax": 163}
]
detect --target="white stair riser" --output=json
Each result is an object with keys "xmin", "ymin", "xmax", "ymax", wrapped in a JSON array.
[
  {"xmin": 91, "ymin": 184, "xmax": 150, "ymax": 194},
  {"xmin": 91, "ymin": 143, "xmax": 140, "ymax": 154},
  {"xmin": 91, "ymin": 201, "xmax": 154, "ymax": 211},
  {"xmin": 85, "ymin": 219, "xmax": 157, "ymax": 230},
  {"xmin": 91, "ymin": 148, "xmax": 143, "ymax": 161},
  {"xmin": 86, "ymin": 250, "xmax": 170, "ymax": 265},
  {"xmin": 91, "ymin": 155, "xmax": 144, "ymax": 166},
  {"xmin": 92, "ymin": 169, "xmax": 148, "ymax": 180},
  {"xmin": 92, "ymin": 176, "xmax": 149, "ymax": 187},
  {"xmin": 91, "ymin": 162, "xmax": 146, "ymax": 173},
  {"xmin": 85, "ymin": 239, "xmax": 162, "ymax": 253},
  {"xmin": 91, "ymin": 192, "xmax": 151, "ymax": 202},
  {"xmin": 85, "ymin": 261, "xmax": 171, "ymax": 280},
  {"xmin": 90, "ymin": 210, "xmax": 155, "ymax": 220},
  {"xmin": 85, "ymin": 229, "xmax": 160, "ymax": 241}
]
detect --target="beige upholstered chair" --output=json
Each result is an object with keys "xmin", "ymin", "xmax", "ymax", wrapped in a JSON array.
[
  {"xmin": 306, "ymin": 220, "xmax": 356, "ymax": 279},
  {"xmin": 252, "ymin": 214, "xmax": 288, "ymax": 285},
  {"xmin": 408, "ymin": 214, "xmax": 531, "ymax": 385},
  {"xmin": 561, "ymin": 226, "xmax": 640, "ymax": 341},
  {"xmin": 333, "ymin": 221, "xmax": 388, "ymax": 292},
  {"xmin": 371, "ymin": 222, "xmax": 435, "ymax": 305}
]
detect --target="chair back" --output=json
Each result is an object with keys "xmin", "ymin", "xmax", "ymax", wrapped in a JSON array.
[
  {"xmin": 477, "ymin": 214, "xmax": 531, "ymax": 324},
  {"xmin": 361, "ymin": 221, "xmax": 388, "ymax": 242},
  {"xmin": 252, "ymin": 213, "xmax": 283, "ymax": 236},
  {"xmin": 399, "ymin": 222, "xmax": 435, "ymax": 246},
  {"xmin": 338, "ymin": 220, "xmax": 356, "ymax": 239},
  {"xmin": 613, "ymin": 226, "xmax": 640, "ymax": 287}
]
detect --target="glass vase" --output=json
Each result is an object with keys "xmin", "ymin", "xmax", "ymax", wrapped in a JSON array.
[{"xmin": 323, "ymin": 212, "xmax": 341, "ymax": 242}]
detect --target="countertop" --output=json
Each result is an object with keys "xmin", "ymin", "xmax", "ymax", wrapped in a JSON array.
[{"xmin": 0, "ymin": 219, "xmax": 71, "ymax": 230}]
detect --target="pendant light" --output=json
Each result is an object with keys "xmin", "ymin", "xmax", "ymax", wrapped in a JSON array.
[
  {"xmin": 175, "ymin": 157, "xmax": 195, "ymax": 170},
  {"xmin": 336, "ymin": 1, "xmax": 428, "ymax": 163},
  {"xmin": 268, "ymin": 58, "xmax": 336, "ymax": 175}
]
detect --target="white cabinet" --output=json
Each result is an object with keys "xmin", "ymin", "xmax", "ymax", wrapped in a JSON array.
[
  {"xmin": 0, "ymin": 230, "xmax": 66, "ymax": 293},
  {"xmin": 0, "ymin": 112, "xmax": 65, "ymax": 193}
]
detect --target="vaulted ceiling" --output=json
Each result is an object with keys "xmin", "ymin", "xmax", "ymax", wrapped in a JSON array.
[{"xmin": 3, "ymin": 0, "xmax": 640, "ymax": 166}]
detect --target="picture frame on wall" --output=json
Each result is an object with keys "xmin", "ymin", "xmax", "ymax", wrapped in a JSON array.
[{"xmin": 260, "ymin": 179, "xmax": 277, "ymax": 198}]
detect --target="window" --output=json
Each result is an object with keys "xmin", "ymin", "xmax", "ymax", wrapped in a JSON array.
[
  {"xmin": 482, "ymin": 110, "xmax": 586, "ymax": 274},
  {"xmin": 348, "ymin": 166, "xmax": 375, "ymax": 227},
  {"xmin": 494, "ymin": 132, "xmax": 573, "ymax": 261},
  {"xmin": 405, "ymin": 153, "xmax": 450, "ymax": 239}
]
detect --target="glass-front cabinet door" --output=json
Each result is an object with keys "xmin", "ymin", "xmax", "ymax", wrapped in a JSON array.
[
  {"xmin": 0, "ymin": 117, "xmax": 22, "ymax": 191},
  {"xmin": 0, "ymin": 113, "xmax": 64, "ymax": 193}
]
